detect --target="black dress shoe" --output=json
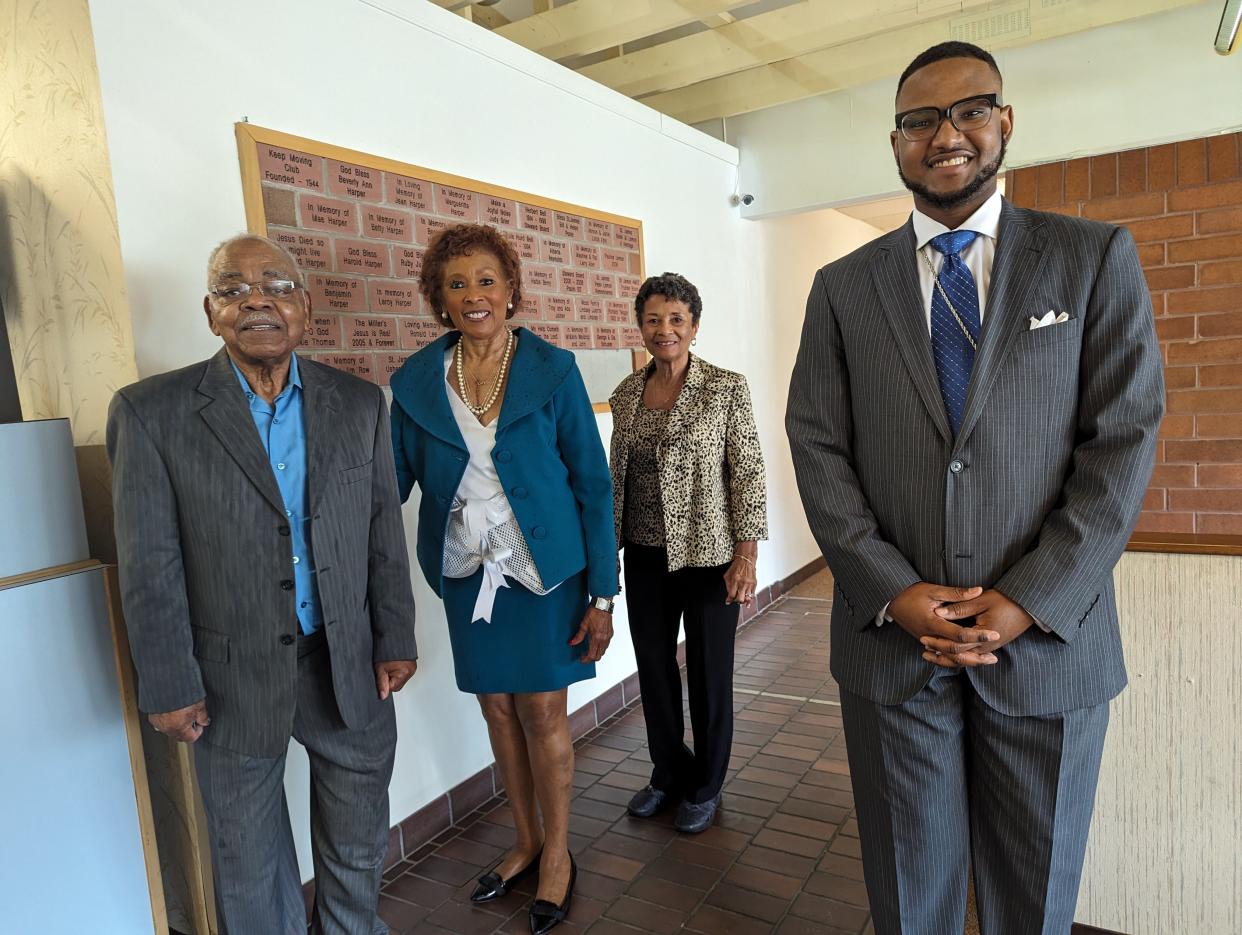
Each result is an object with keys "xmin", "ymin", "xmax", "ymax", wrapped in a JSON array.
[
  {"xmin": 627, "ymin": 784, "xmax": 674, "ymax": 818},
  {"xmin": 528, "ymin": 853, "xmax": 576, "ymax": 935},
  {"xmin": 673, "ymin": 794, "xmax": 721, "ymax": 834},
  {"xmin": 470, "ymin": 849, "xmax": 541, "ymax": 903}
]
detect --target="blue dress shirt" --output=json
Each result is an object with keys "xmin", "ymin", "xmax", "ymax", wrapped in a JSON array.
[{"xmin": 231, "ymin": 355, "xmax": 323, "ymax": 635}]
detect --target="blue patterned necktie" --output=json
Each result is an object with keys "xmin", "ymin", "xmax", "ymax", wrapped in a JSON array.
[{"xmin": 928, "ymin": 230, "xmax": 981, "ymax": 436}]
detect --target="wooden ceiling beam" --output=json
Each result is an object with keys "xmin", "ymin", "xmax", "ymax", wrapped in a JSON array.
[
  {"xmin": 582, "ymin": 0, "xmax": 992, "ymax": 99},
  {"xmin": 638, "ymin": 0, "xmax": 1200, "ymax": 124},
  {"xmin": 494, "ymin": 0, "xmax": 754, "ymax": 61}
]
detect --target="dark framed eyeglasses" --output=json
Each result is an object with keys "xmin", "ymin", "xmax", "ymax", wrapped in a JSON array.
[
  {"xmin": 208, "ymin": 279, "xmax": 301, "ymax": 303},
  {"xmin": 895, "ymin": 93, "xmax": 1002, "ymax": 142}
]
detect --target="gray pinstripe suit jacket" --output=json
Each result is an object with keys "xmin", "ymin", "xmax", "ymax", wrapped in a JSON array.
[
  {"xmin": 107, "ymin": 349, "xmax": 418, "ymax": 756},
  {"xmin": 787, "ymin": 200, "xmax": 1164, "ymax": 717}
]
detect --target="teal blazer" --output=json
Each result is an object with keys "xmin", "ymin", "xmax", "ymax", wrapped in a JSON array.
[{"xmin": 390, "ymin": 327, "xmax": 618, "ymax": 601}]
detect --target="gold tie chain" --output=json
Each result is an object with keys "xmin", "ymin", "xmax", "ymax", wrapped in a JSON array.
[{"xmin": 920, "ymin": 248, "xmax": 978, "ymax": 352}]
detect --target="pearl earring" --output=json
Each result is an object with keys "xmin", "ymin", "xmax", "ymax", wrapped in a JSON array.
[{"xmin": 507, "ymin": 302, "xmax": 513, "ymax": 310}]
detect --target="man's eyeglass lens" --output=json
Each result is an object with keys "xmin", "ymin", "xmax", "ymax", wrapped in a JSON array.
[
  {"xmin": 899, "ymin": 98, "xmax": 996, "ymax": 141},
  {"xmin": 211, "ymin": 280, "xmax": 299, "ymax": 301}
]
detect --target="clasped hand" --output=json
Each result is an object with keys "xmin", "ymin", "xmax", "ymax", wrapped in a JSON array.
[{"xmin": 888, "ymin": 582, "xmax": 1034, "ymax": 669}]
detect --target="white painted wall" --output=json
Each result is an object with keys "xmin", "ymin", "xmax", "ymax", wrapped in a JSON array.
[
  {"xmin": 87, "ymin": 0, "xmax": 876, "ymax": 881},
  {"xmin": 726, "ymin": 2, "xmax": 1242, "ymax": 217}
]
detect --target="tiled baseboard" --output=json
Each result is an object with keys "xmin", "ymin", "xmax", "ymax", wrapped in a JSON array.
[{"xmin": 301, "ymin": 554, "xmax": 829, "ymax": 909}]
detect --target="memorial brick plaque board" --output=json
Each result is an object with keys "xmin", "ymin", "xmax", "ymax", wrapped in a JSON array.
[{"xmin": 236, "ymin": 124, "xmax": 645, "ymax": 402}]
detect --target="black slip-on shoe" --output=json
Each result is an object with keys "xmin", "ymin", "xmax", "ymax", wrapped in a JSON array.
[
  {"xmin": 673, "ymin": 794, "xmax": 721, "ymax": 834},
  {"xmin": 627, "ymin": 785, "xmax": 674, "ymax": 818},
  {"xmin": 528, "ymin": 854, "xmax": 576, "ymax": 935},
  {"xmin": 470, "ymin": 848, "xmax": 541, "ymax": 903}
]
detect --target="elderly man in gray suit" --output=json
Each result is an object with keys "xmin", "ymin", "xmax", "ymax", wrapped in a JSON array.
[
  {"xmin": 787, "ymin": 42, "xmax": 1163, "ymax": 934},
  {"xmin": 108, "ymin": 234, "xmax": 418, "ymax": 934}
]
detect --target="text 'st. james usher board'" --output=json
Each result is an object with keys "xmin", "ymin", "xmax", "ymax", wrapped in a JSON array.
[{"xmin": 235, "ymin": 124, "xmax": 645, "ymax": 397}]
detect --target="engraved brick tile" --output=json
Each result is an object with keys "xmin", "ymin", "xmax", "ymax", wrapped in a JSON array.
[
  {"xmin": 555, "ymin": 212, "xmax": 584, "ymax": 240},
  {"xmin": 301, "ymin": 314, "xmax": 341, "ymax": 350},
  {"xmin": 481, "ymin": 195, "xmax": 516, "ymax": 228},
  {"xmin": 563, "ymin": 324, "xmax": 593, "ymax": 349},
  {"xmin": 271, "ymin": 228, "xmax": 330, "ymax": 270},
  {"xmin": 616, "ymin": 226, "xmax": 640, "ymax": 251},
  {"xmin": 301, "ymin": 194, "xmax": 358, "ymax": 234},
  {"xmin": 328, "ymin": 160, "xmax": 382, "ymax": 202},
  {"xmin": 606, "ymin": 300, "xmax": 632, "ymax": 324},
  {"xmin": 312, "ymin": 352, "xmax": 376, "ymax": 383},
  {"xmin": 545, "ymin": 295, "xmax": 574, "ymax": 321},
  {"xmin": 573, "ymin": 243, "xmax": 601, "ymax": 268},
  {"xmin": 522, "ymin": 204, "xmax": 553, "ymax": 234},
  {"xmin": 368, "ymin": 279, "xmax": 419, "ymax": 315},
  {"xmin": 364, "ymin": 205, "xmax": 414, "ymax": 242},
  {"xmin": 258, "ymin": 145, "xmax": 323, "ymax": 192},
  {"xmin": 561, "ymin": 268, "xmax": 589, "ymax": 294},
  {"xmin": 336, "ymin": 238, "xmax": 392, "ymax": 275},
  {"xmin": 591, "ymin": 272, "xmax": 616, "ymax": 296},
  {"xmin": 436, "ymin": 185, "xmax": 477, "ymax": 222},
  {"xmin": 387, "ymin": 174, "xmax": 432, "ymax": 211},
  {"xmin": 400, "ymin": 319, "xmax": 442, "ymax": 351},
  {"xmin": 586, "ymin": 219, "xmax": 615, "ymax": 246},
  {"xmin": 308, "ymin": 274, "xmax": 367, "ymax": 313},
  {"xmin": 507, "ymin": 230, "xmax": 538, "ymax": 261},
  {"xmin": 601, "ymin": 248, "xmax": 629, "ymax": 272},
  {"xmin": 392, "ymin": 245, "xmax": 425, "ymax": 280},
  {"xmin": 594, "ymin": 326, "xmax": 620, "ymax": 349}
]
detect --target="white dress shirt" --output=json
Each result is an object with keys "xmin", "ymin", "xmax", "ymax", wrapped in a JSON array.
[{"xmin": 877, "ymin": 191, "xmax": 1046, "ymax": 633}]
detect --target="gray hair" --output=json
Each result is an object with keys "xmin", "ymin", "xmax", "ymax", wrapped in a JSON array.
[{"xmin": 206, "ymin": 234, "xmax": 305, "ymax": 288}]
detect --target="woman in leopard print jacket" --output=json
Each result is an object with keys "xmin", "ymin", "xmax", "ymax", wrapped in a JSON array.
[{"xmin": 608, "ymin": 271, "xmax": 768, "ymax": 835}]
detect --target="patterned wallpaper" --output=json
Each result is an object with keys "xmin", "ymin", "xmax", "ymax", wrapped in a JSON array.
[{"xmin": 0, "ymin": 0, "xmax": 137, "ymax": 445}]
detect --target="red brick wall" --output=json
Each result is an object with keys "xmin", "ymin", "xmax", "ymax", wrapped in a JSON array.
[{"xmin": 1007, "ymin": 134, "xmax": 1242, "ymax": 538}]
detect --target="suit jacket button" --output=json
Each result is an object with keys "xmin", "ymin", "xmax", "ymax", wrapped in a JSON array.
[
  {"xmin": 280, "ymin": 634, "xmax": 295, "ymax": 645},
  {"xmin": 512, "ymin": 486, "xmax": 528, "ymax": 499},
  {"xmin": 494, "ymin": 449, "xmax": 512, "ymax": 463},
  {"xmin": 531, "ymin": 525, "xmax": 547, "ymax": 539},
  {"xmin": 278, "ymin": 525, "xmax": 290, "ymax": 536},
  {"xmin": 949, "ymin": 459, "xmax": 965, "ymax": 474},
  {"xmin": 281, "ymin": 579, "xmax": 294, "ymax": 591}
]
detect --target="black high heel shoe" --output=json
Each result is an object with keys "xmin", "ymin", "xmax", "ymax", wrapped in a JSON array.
[
  {"xmin": 528, "ymin": 853, "xmax": 576, "ymax": 935},
  {"xmin": 470, "ymin": 848, "xmax": 542, "ymax": 904}
]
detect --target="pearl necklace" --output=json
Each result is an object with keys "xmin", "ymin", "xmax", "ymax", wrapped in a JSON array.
[{"xmin": 455, "ymin": 328, "xmax": 515, "ymax": 417}]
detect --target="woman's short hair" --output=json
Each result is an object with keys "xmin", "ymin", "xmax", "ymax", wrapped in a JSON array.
[
  {"xmin": 419, "ymin": 223, "xmax": 523, "ymax": 326},
  {"xmin": 633, "ymin": 272, "xmax": 702, "ymax": 324}
]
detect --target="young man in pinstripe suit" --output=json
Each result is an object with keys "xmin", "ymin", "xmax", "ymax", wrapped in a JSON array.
[{"xmin": 787, "ymin": 43, "xmax": 1163, "ymax": 934}]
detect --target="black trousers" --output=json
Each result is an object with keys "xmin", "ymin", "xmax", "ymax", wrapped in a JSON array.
[{"xmin": 623, "ymin": 542, "xmax": 739, "ymax": 805}]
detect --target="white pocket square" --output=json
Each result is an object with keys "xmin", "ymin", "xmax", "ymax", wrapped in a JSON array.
[{"xmin": 1029, "ymin": 309, "xmax": 1070, "ymax": 330}]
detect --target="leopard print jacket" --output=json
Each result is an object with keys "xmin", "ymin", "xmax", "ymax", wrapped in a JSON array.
[{"xmin": 609, "ymin": 355, "xmax": 768, "ymax": 572}]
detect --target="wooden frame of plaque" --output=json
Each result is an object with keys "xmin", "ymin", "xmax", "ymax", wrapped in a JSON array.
[{"xmin": 235, "ymin": 123, "xmax": 648, "ymax": 411}]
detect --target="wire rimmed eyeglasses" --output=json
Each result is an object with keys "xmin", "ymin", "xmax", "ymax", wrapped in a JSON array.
[
  {"xmin": 895, "ymin": 93, "xmax": 1002, "ymax": 142},
  {"xmin": 208, "ymin": 280, "xmax": 302, "ymax": 303}
]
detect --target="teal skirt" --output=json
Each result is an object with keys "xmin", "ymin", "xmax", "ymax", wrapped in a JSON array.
[{"xmin": 441, "ymin": 568, "xmax": 595, "ymax": 694}]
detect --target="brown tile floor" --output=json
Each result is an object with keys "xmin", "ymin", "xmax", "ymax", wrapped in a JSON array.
[{"xmin": 377, "ymin": 573, "xmax": 880, "ymax": 934}]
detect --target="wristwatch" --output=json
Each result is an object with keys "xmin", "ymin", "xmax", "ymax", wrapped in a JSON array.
[{"xmin": 591, "ymin": 595, "xmax": 615, "ymax": 613}]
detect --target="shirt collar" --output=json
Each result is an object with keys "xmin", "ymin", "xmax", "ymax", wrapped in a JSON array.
[
  {"xmin": 228, "ymin": 353, "xmax": 302, "ymax": 400},
  {"xmin": 912, "ymin": 189, "xmax": 1003, "ymax": 251}
]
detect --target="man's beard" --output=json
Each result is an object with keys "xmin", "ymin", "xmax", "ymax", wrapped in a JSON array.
[{"xmin": 898, "ymin": 136, "xmax": 1007, "ymax": 211}]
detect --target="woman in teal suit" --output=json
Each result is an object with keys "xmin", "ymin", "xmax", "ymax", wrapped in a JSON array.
[{"xmin": 390, "ymin": 223, "xmax": 617, "ymax": 935}]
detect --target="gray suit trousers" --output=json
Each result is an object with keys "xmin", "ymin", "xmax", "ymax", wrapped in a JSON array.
[
  {"xmin": 840, "ymin": 672, "xmax": 1108, "ymax": 935},
  {"xmin": 194, "ymin": 635, "xmax": 396, "ymax": 935}
]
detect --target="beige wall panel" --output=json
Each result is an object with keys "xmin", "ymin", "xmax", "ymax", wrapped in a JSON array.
[
  {"xmin": 0, "ymin": 0, "xmax": 137, "ymax": 444},
  {"xmin": 1080, "ymin": 552, "xmax": 1242, "ymax": 933}
]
